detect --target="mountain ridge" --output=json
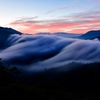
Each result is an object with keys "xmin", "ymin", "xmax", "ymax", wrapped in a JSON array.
[
  {"xmin": 0, "ymin": 27, "xmax": 22, "ymax": 35},
  {"xmin": 79, "ymin": 30, "xmax": 100, "ymax": 39}
]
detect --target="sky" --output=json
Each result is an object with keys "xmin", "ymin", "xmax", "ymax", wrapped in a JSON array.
[{"xmin": 0, "ymin": 0, "xmax": 100, "ymax": 34}]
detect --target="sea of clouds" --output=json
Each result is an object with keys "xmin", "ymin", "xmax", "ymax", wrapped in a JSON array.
[{"xmin": 0, "ymin": 33, "xmax": 100, "ymax": 74}]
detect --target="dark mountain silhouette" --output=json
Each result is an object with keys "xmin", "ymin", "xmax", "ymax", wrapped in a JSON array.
[
  {"xmin": 0, "ymin": 27, "xmax": 22, "ymax": 35},
  {"xmin": 79, "ymin": 30, "xmax": 100, "ymax": 39},
  {"xmin": 0, "ymin": 27, "xmax": 22, "ymax": 48}
]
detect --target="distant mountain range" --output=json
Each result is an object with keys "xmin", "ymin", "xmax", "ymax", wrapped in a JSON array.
[
  {"xmin": 36, "ymin": 32, "xmax": 81, "ymax": 38},
  {"xmin": 54, "ymin": 32, "xmax": 81, "ymax": 38},
  {"xmin": 0, "ymin": 26, "xmax": 100, "ymax": 40},
  {"xmin": 37, "ymin": 31, "xmax": 100, "ymax": 39}
]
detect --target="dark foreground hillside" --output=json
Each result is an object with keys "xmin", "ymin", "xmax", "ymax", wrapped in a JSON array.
[{"xmin": 0, "ymin": 61, "xmax": 100, "ymax": 100}]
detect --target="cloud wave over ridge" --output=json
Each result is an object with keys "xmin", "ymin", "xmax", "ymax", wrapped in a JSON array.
[{"xmin": 0, "ymin": 32, "xmax": 100, "ymax": 73}]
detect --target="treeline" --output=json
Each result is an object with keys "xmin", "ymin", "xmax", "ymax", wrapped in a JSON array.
[{"xmin": 0, "ymin": 61, "xmax": 100, "ymax": 100}]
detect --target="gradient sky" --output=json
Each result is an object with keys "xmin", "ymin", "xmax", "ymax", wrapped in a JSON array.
[{"xmin": 0, "ymin": 0, "xmax": 100, "ymax": 34}]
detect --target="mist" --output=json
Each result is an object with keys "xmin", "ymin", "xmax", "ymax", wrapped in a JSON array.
[{"xmin": 0, "ymin": 32, "xmax": 100, "ymax": 74}]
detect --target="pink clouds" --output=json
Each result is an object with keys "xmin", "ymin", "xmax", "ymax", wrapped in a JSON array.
[{"xmin": 10, "ymin": 11, "xmax": 100, "ymax": 34}]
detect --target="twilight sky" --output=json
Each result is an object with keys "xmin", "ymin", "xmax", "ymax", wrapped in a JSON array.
[{"xmin": 0, "ymin": 0, "xmax": 100, "ymax": 34}]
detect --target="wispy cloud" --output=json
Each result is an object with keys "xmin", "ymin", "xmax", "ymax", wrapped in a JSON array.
[
  {"xmin": 14, "ymin": 16, "xmax": 39, "ymax": 22},
  {"xmin": 10, "ymin": 11, "xmax": 100, "ymax": 34},
  {"xmin": 45, "ymin": 6, "xmax": 68, "ymax": 15}
]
